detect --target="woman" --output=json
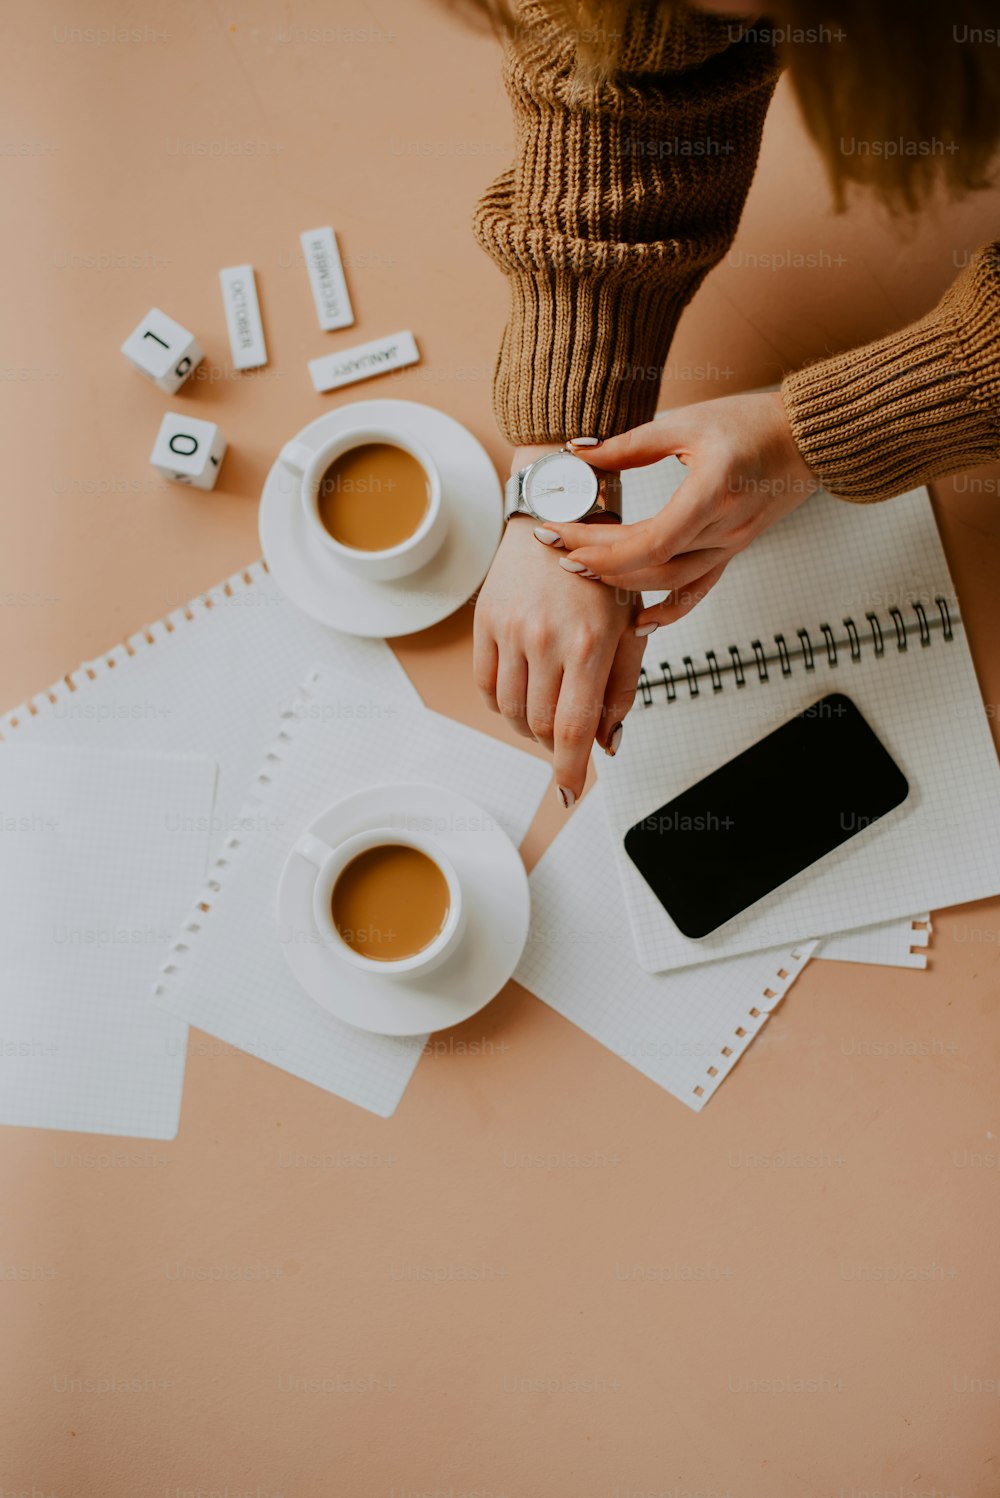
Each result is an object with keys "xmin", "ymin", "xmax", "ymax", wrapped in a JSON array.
[{"xmin": 456, "ymin": 0, "xmax": 1000, "ymax": 807}]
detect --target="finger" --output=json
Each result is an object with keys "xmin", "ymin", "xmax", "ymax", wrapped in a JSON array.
[
  {"xmin": 537, "ymin": 516, "xmax": 655, "ymax": 555},
  {"xmin": 540, "ymin": 515, "xmax": 659, "ymax": 558},
  {"xmin": 567, "ymin": 416, "xmax": 690, "ymax": 472},
  {"xmin": 472, "ymin": 627, "xmax": 500, "ymax": 712},
  {"xmin": 579, "ymin": 546, "xmax": 730, "ymax": 594},
  {"xmin": 552, "ymin": 649, "xmax": 613, "ymax": 807},
  {"xmin": 596, "ymin": 629, "xmax": 646, "ymax": 754},
  {"xmin": 545, "ymin": 478, "xmax": 713, "ymax": 571},
  {"xmin": 495, "ymin": 650, "xmax": 534, "ymax": 741},
  {"xmin": 525, "ymin": 653, "xmax": 563, "ymax": 753},
  {"xmin": 632, "ymin": 562, "xmax": 728, "ymax": 632}
]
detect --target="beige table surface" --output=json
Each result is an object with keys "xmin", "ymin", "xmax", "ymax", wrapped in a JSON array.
[{"xmin": 2, "ymin": 3, "xmax": 1000, "ymax": 1493}]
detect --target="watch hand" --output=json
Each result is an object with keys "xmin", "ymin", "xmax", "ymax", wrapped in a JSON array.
[{"xmin": 536, "ymin": 485, "xmax": 566, "ymax": 494}]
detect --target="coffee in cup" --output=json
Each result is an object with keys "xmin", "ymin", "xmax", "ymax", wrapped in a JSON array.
[
  {"xmin": 279, "ymin": 425, "xmax": 446, "ymax": 582},
  {"xmin": 293, "ymin": 827, "xmax": 465, "ymax": 978},
  {"xmin": 317, "ymin": 442, "xmax": 430, "ymax": 553},
  {"xmin": 331, "ymin": 841, "xmax": 449, "ymax": 962}
]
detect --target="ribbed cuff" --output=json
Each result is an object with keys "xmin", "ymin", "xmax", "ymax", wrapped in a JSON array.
[
  {"xmin": 471, "ymin": 6, "xmax": 780, "ymax": 446},
  {"xmin": 782, "ymin": 245, "xmax": 1000, "ymax": 503},
  {"xmin": 474, "ymin": 177, "xmax": 724, "ymax": 443},
  {"xmin": 489, "ymin": 260, "xmax": 702, "ymax": 444}
]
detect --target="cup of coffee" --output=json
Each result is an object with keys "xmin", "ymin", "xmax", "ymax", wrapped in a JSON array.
[
  {"xmin": 279, "ymin": 426, "xmax": 446, "ymax": 581},
  {"xmin": 294, "ymin": 826, "xmax": 465, "ymax": 978}
]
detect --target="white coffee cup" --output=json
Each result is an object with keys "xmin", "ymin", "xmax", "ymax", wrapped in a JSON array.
[
  {"xmin": 294, "ymin": 826, "xmax": 466, "ymax": 979},
  {"xmin": 279, "ymin": 426, "xmax": 446, "ymax": 581}
]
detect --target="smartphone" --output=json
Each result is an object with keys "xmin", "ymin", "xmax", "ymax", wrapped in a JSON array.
[{"xmin": 623, "ymin": 693, "xmax": 909, "ymax": 939}]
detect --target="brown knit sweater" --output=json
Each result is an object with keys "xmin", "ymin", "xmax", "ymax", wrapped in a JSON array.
[{"xmin": 472, "ymin": 0, "xmax": 1000, "ymax": 502}]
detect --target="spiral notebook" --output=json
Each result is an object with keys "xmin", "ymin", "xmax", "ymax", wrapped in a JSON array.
[{"xmin": 604, "ymin": 461, "xmax": 1000, "ymax": 973}]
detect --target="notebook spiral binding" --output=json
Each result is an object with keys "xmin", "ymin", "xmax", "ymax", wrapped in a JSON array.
[{"xmin": 637, "ymin": 597, "xmax": 956, "ymax": 707}]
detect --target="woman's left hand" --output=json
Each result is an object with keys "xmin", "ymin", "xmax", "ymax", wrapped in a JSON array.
[{"xmin": 533, "ymin": 391, "xmax": 821, "ymax": 633}]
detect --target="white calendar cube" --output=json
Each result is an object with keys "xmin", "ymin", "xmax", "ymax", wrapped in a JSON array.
[
  {"xmin": 150, "ymin": 412, "xmax": 226, "ymax": 490},
  {"xmin": 121, "ymin": 308, "xmax": 203, "ymax": 393}
]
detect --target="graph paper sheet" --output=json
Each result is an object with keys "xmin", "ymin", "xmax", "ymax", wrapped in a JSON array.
[
  {"xmin": 814, "ymin": 914, "xmax": 931, "ymax": 969},
  {"xmin": 516, "ymin": 788, "xmax": 817, "ymax": 1110},
  {"xmin": 602, "ymin": 460, "xmax": 1000, "ymax": 972},
  {"xmin": 151, "ymin": 662, "xmax": 551, "ymax": 1118},
  {"xmin": 0, "ymin": 562, "xmax": 418, "ymax": 855},
  {"xmin": 0, "ymin": 744, "xmax": 216, "ymax": 1138}
]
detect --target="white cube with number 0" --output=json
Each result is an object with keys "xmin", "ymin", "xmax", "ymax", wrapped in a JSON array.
[
  {"xmin": 121, "ymin": 307, "xmax": 203, "ymax": 393},
  {"xmin": 151, "ymin": 412, "xmax": 226, "ymax": 490}
]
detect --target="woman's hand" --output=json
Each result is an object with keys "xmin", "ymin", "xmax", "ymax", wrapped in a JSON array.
[
  {"xmin": 474, "ymin": 449, "xmax": 646, "ymax": 807},
  {"xmin": 532, "ymin": 392, "xmax": 821, "ymax": 633}
]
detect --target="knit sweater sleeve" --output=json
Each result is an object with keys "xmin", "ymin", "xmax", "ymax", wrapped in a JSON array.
[
  {"xmin": 472, "ymin": 1, "xmax": 780, "ymax": 446},
  {"xmin": 781, "ymin": 243, "xmax": 1000, "ymax": 501}
]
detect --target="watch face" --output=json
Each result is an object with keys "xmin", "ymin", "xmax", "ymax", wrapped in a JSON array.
[{"xmin": 523, "ymin": 451, "xmax": 598, "ymax": 523}]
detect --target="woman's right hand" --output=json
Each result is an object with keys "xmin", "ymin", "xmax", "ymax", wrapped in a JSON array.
[
  {"xmin": 473, "ymin": 511, "xmax": 646, "ymax": 808},
  {"xmin": 534, "ymin": 392, "xmax": 821, "ymax": 632}
]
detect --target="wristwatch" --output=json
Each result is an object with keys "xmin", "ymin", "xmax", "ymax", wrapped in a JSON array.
[{"xmin": 504, "ymin": 446, "xmax": 622, "ymax": 527}]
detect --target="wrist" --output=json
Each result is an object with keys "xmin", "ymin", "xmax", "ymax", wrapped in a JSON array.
[
  {"xmin": 509, "ymin": 442, "xmax": 564, "ymax": 476},
  {"xmin": 767, "ymin": 390, "xmax": 821, "ymax": 497}
]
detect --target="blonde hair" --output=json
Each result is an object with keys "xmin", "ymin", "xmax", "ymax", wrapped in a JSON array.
[{"xmin": 442, "ymin": 0, "xmax": 1000, "ymax": 212}]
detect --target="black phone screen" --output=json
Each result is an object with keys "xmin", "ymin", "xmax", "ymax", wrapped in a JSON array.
[{"xmin": 622, "ymin": 693, "xmax": 909, "ymax": 939}]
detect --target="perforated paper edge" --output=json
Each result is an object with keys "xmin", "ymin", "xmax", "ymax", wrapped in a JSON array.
[
  {"xmin": 0, "ymin": 561, "xmax": 271, "ymax": 739},
  {"xmin": 908, "ymin": 914, "xmax": 932, "ymax": 967},
  {"xmin": 688, "ymin": 941, "xmax": 819, "ymax": 1109},
  {"xmin": 150, "ymin": 656, "xmax": 322, "ymax": 1004},
  {"xmin": 815, "ymin": 913, "xmax": 932, "ymax": 970}
]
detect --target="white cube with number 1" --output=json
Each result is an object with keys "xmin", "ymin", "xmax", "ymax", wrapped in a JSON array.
[
  {"xmin": 121, "ymin": 307, "xmax": 203, "ymax": 393},
  {"xmin": 151, "ymin": 412, "xmax": 226, "ymax": 490}
]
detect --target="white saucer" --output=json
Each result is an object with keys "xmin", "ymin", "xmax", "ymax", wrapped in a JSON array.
[
  {"xmin": 275, "ymin": 782, "xmax": 531, "ymax": 1037},
  {"xmin": 259, "ymin": 399, "xmax": 502, "ymax": 638}
]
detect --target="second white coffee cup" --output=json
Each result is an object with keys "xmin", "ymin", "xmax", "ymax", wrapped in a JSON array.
[{"xmin": 294, "ymin": 826, "xmax": 466, "ymax": 980}]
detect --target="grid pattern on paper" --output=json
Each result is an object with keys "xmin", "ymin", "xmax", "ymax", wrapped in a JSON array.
[
  {"xmin": 621, "ymin": 458, "xmax": 958, "ymax": 656},
  {"xmin": 0, "ymin": 744, "xmax": 216, "ymax": 1138},
  {"xmin": 815, "ymin": 914, "xmax": 931, "ymax": 969},
  {"xmin": 151, "ymin": 661, "xmax": 551, "ymax": 1119},
  {"xmin": 0, "ymin": 562, "xmax": 419, "ymax": 857},
  {"xmin": 515, "ymin": 789, "xmax": 817, "ymax": 1111},
  {"xmin": 603, "ymin": 464, "xmax": 1000, "ymax": 972}
]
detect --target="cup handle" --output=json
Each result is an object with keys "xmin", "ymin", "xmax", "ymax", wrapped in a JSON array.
[
  {"xmin": 295, "ymin": 832, "xmax": 333, "ymax": 869},
  {"xmin": 279, "ymin": 439, "xmax": 315, "ymax": 475}
]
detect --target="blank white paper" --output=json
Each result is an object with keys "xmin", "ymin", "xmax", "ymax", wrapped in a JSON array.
[
  {"xmin": 151, "ymin": 662, "xmax": 551, "ymax": 1118},
  {"xmin": 0, "ymin": 744, "xmax": 216, "ymax": 1138},
  {"xmin": 516, "ymin": 788, "xmax": 817, "ymax": 1110},
  {"xmin": 0, "ymin": 561, "xmax": 418, "ymax": 856}
]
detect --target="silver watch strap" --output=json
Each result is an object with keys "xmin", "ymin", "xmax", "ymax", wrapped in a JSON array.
[{"xmin": 503, "ymin": 470, "xmax": 523, "ymax": 523}]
